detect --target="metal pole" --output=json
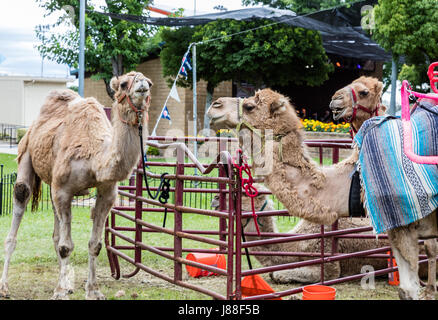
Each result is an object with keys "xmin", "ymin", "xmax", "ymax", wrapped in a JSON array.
[
  {"xmin": 0, "ymin": 164, "xmax": 3, "ymax": 216},
  {"xmin": 78, "ymin": 0, "xmax": 86, "ymax": 97},
  {"xmin": 389, "ymin": 57, "xmax": 397, "ymax": 116},
  {"xmin": 192, "ymin": 44, "xmax": 198, "ymax": 176}
]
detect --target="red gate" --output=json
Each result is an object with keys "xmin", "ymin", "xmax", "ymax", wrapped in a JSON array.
[{"xmin": 104, "ymin": 136, "xmax": 431, "ymax": 300}]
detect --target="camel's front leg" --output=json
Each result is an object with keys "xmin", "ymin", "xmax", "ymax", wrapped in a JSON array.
[
  {"xmin": 51, "ymin": 198, "xmax": 75, "ymax": 296},
  {"xmin": 388, "ymin": 228, "xmax": 420, "ymax": 300},
  {"xmin": 51, "ymin": 187, "xmax": 74, "ymax": 300},
  {"xmin": 86, "ymin": 184, "xmax": 117, "ymax": 300},
  {"xmin": 423, "ymin": 239, "xmax": 437, "ymax": 300}
]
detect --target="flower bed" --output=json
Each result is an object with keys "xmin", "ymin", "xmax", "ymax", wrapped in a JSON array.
[{"xmin": 301, "ymin": 119, "xmax": 350, "ymax": 134}]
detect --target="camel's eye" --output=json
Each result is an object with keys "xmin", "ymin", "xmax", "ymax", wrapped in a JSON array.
[
  {"xmin": 212, "ymin": 102, "xmax": 221, "ymax": 108},
  {"xmin": 121, "ymin": 81, "xmax": 129, "ymax": 90},
  {"xmin": 359, "ymin": 90, "xmax": 369, "ymax": 97},
  {"xmin": 243, "ymin": 104, "xmax": 255, "ymax": 112}
]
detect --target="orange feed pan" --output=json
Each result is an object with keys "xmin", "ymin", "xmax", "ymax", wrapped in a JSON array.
[
  {"xmin": 302, "ymin": 285, "xmax": 336, "ymax": 300},
  {"xmin": 241, "ymin": 275, "xmax": 282, "ymax": 300},
  {"xmin": 185, "ymin": 252, "xmax": 226, "ymax": 278}
]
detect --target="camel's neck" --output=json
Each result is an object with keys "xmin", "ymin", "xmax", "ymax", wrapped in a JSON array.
[
  {"xmin": 252, "ymin": 129, "xmax": 351, "ymax": 225},
  {"xmin": 256, "ymin": 130, "xmax": 325, "ymax": 188},
  {"xmin": 351, "ymin": 102, "xmax": 385, "ymax": 133},
  {"xmin": 97, "ymin": 106, "xmax": 145, "ymax": 182}
]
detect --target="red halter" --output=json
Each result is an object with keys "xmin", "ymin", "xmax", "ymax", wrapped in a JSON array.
[
  {"xmin": 117, "ymin": 73, "xmax": 150, "ymax": 125},
  {"xmin": 346, "ymin": 87, "xmax": 380, "ymax": 137}
]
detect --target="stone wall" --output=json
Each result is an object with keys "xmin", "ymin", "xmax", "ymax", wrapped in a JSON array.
[{"xmin": 304, "ymin": 131, "xmax": 353, "ymax": 162}]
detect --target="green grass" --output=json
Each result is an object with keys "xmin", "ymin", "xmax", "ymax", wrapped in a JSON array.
[
  {"xmin": 0, "ymin": 153, "xmax": 17, "ymax": 174},
  {"xmin": 0, "ymin": 153, "xmax": 333, "ymax": 300}
]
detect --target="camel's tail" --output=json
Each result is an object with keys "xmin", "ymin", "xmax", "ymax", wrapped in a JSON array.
[
  {"xmin": 31, "ymin": 175, "xmax": 42, "ymax": 212},
  {"xmin": 16, "ymin": 127, "xmax": 42, "ymax": 212}
]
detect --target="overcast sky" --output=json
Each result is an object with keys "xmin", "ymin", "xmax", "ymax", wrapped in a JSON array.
[{"xmin": 0, "ymin": 0, "xmax": 254, "ymax": 78}]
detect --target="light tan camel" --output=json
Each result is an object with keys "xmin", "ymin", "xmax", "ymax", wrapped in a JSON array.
[
  {"xmin": 0, "ymin": 71, "xmax": 152, "ymax": 300},
  {"xmin": 208, "ymin": 88, "xmax": 438, "ymax": 299}
]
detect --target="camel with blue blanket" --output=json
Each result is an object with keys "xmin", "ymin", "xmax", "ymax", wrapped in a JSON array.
[
  {"xmin": 209, "ymin": 82, "xmax": 437, "ymax": 300},
  {"xmin": 353, "ymin": 82, "xmax": 438, "ymax": 300}
]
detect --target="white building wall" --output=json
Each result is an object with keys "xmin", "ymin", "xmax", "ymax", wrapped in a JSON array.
[
  {"xmin": 23, "ymin": 81, "xmax": 67, "ymax": 126},
  {"xmin": 0, "ymin": 79, "xmax": 23, "ymax": 126}
]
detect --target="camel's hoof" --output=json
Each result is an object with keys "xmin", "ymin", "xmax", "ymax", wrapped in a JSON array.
[
  {"xmin": 51, "ymin": 290, "xmax": 71, "ymax": 300},
  {"xmin": 397, "ymin": 288, "xmax": 415, "ymax": 300},
  {"xmin": 0, "ymin": 283, "xmax": 10, "ymax": 299},
  {"xmin": 86, "ymin": 290, "xmax": 106, "ymax": 300},
  {"xmin": 419, "ymin": 286, "xmax": 436, "ymax": 300}
]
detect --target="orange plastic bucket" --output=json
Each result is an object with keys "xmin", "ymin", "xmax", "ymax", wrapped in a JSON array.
[
  {"xmin": 241, "ymin": 275, "xmax": 282, "ymax": 300},
  {"xmin": 185, "ymin": 252, "xmax": 226, "ymax": 278},
  {"xmin": 387, "ymin": 251, "xmax": 400, "ymax": 286},
  {"xmin": 302, "ymin": 285, "xmax": 336, "ymax": 300}
]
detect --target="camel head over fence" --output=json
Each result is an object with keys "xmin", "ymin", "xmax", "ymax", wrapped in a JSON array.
[
  {"xmin": 207, "ymin": 97, "xmax": 240, "ymax": 129},
  {"xmin": 329, "ymin": 76, "xmax": 386, "ymax": 135}
]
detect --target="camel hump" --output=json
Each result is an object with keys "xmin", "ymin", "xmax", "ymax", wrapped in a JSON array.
[
  {"xmin": 47, "ymin": 89, "xmax": 79, "ymax": 102},
  {"xmin": 36, "ymin": 89, "xmax": 80, "ymax": 120}
]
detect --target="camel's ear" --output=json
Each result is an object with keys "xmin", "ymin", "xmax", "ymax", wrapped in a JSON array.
[
  {"xmin": 110, "ymin": 76, "xmax": 120, "ymax": 92},
  {"xmin": 270, "ymin": 96, "xmax": 288, "ymax": 114},
  {"xmin": 145, "ymin": 77, "xmax": 153, "ymax": 88},
  {"xmin": 375, "ymin": 80, "xmax": 383, "ymax": 94}
]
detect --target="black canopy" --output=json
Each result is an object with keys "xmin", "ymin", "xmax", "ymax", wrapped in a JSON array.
[{"xmin": 92, "ymin": 0, "xmax": 390, "ymax": 61}]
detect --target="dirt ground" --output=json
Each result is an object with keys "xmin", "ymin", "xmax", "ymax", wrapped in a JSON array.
[{"xmin": 0, "ymin": 259, "xmax": 404, "ymax": 300}]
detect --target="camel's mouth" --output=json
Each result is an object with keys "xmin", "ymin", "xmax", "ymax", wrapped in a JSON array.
[
  {"xmin": 331, "ymin": 107, "xmax": 347, "ymax": 121},
  {"xmin": 209, "ymin": 114, "xmax": 224, "ymax": 125},
  {"xmin": 329, "ymin": 100, "xmax": 348, "ymax": 121},
  {"xmin": 134, "ymin": 87, "xmax": 150, "ymax": 96}
]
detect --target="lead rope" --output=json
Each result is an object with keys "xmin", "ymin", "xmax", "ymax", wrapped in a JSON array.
[
  {"xmin": 138, "ymin": 117, "xmax": 171, "ymax": 227},
  {"xmin": 232, "ymin": 149, "xmax": 261, "ymax": 237}
]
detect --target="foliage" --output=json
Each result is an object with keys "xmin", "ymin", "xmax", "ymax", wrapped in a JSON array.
[
  {"xmin": 16, "ymin": 128, "xmax": 28, "ymax": 144},
  {"xmin": 216, "ymin": 129, "xmax": 236, "ymax": 138},
  {"xmin": 193, "ymin": 19, "xmax": 333, "ymax": 88},
  {"xmin": 373, "ymin": 0, "xmax": 438, "ymax": 90},
  {"xmin": 159, "ymin": 26, "xmax": 196, "ymax": 89},
  {"xmin": 146, "ymin": 146, "xmax": 160, "ymax": 156},
  {"xmin": 160, "ymin": 20, "xmax": 333, "ymax": 90},
  {"xmin": 35, "ymin": 0, "xmax": 158, "ymax": 98},
  {"xmin": 241, "ymin": 0, "xmax": 358, "ymax": 14},
  {"xmin": 301, "ymin": 119, "xmax": 350, "ymax": 133}
]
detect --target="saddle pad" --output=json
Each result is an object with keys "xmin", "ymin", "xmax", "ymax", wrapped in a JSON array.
[{"xmin": 354, "ymin": 104, "xmax": 438, "ymax": 234}]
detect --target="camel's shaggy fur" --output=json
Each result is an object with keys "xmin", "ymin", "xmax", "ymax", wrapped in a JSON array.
[{"xmin": 1, "ymin": 71, "xmax": 153, "ymax": 300}]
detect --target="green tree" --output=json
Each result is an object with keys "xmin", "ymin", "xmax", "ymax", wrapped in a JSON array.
[
  {"xmin": 373, "ymin": 0, "xmax": 438, "ymax": 90},
  {"xmin": 241, "ymin": 0, "xmax": 357, "ymax": 14},
  {"xmin": 160, "ymin": 20, "xmax": 333, "ymax": 130},
  {"xmin": 35, "ymin": 0, "xmax": 158, "ymax": 99},
  {"xmin": 191, "ymin": 19, "xmax": 332, "ymax": 88}
]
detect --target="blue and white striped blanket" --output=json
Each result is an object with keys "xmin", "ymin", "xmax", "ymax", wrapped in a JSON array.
[{"xmin": 354, "ymin": 103, "xmax": 438, "ymax": 234}]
